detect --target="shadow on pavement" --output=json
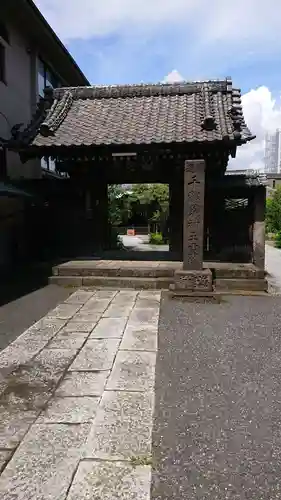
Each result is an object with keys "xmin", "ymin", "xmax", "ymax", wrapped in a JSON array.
[{"xmin": 0, "ymin": 262, "xmax": 52, "ymax": 307}]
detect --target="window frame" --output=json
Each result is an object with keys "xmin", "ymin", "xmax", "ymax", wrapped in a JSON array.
[
  {"xmin": 37, "ymin": 57, "xmax": 61, "ymax": 98},
  {"xmin": 37, "ymin": 59, "xmax": 63, "ymax": 174}
]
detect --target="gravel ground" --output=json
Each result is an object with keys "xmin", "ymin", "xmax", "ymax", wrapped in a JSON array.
[
  {"xmin": 152, "ymin": 293, "xmax": 281, "ymax": 499},
  {"xmin": 0, "ymin": 283, "xmax": 72, "ymax": 352}
]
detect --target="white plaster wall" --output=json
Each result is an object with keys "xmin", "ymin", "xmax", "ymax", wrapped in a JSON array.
[{"xmin": 0, "ymin": 21, "xmax": 41, "ymax": 178}]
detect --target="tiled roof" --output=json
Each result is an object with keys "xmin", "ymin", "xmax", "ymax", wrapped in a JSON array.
[{"xmin": 14, "ymin": 79, "xmax": 255, "ymax": 149}]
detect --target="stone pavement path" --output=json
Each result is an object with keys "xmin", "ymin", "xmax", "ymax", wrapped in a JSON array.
[
  {"xmin": 120, "ymin": 235, "xmax": 169, "ymax": 253},
  {"xmin": 0, "ymin": 289, "xmax": 160, "ymax": 499}
]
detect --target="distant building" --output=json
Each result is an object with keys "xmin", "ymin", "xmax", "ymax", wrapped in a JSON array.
[
  {"xmin": 264, "ymin": 129, "xmax": 281, "ymax": 173},
  {"xmin": 266, "ymin": 173, "xmax": 281, "ymax": 191},
  {"xmin": 0, "ymin": 0, "xmax": 89, "ymax": 180}
]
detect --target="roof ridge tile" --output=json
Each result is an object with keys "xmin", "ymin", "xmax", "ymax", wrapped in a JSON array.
[
  {"xmin": 7, "ymin": 77, "xmax": 256, "ymax": 152},
  {"xmin": 53, "ymin": 79, "xmax": 229, "ymax": 101}
]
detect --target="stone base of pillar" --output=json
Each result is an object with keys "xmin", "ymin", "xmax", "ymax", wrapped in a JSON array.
[{"xmin": 170, "ymin": 268, "xmax": 213, "ymax": 296}]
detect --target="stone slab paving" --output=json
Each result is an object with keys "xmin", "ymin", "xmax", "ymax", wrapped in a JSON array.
[
  {"xmin": 0, "ymin": 288, "xmax": 160, "ymax": 499},
  {"xmin": 84, "ymin": 390, "xmax": 154, "ymax": 460},
  {"xmin": 107, "ymin": 351, "xmax": 157, "ymax": 392},
  {"xmin": 67, "ymin": 460, "xmax": 151, "ymax": 500},
  {"xmin": 0, "ymin": 451, "xmax": 12, "ymax": 473},
  {"xmin": 69, "ymin": 338, "xmax": 120, "ymax": 371},
  {"xmin": 120, "ymin": 323, "xmax": 158, "ymax": 351}
]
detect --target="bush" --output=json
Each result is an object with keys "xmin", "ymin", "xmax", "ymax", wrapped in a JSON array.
[
  {"xmin": 275, "ymin": 231, "xmax": 281, "ymax": 249},
  {"xmin": 266, "ymin": 187, "xmax": 281, "ymax": 233},
  {"xmin": 149, "ymin": 232, "xmax": 164, "ymax": 245}
]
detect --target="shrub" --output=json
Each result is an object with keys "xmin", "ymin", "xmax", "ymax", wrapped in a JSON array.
[
  {"xmin": 149, "ymin": 232, "xmax": 164, "ymax": 245},
  {"xmin": 266, "ymin": 187, "xmax": 281, "ymax": 233},
  {"xmin": 275, "ymin": 231, "xmax": 281, "ymax": 249}
]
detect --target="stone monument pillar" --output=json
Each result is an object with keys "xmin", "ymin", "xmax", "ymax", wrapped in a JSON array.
[{"xmin": 171, "ymin": 159, "xmax": 213, "ymax": 295}]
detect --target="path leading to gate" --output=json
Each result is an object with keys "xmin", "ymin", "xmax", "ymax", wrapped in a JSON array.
[
  {"xmin": 1, "ymin": 265, "xmax": 281, "ymax": 498},
  {"xmin": 120, "ymin": 234, "xmax": 169, "ymax": 252},
  {"xmin": 0, "ymin": 289, "xmax": 160, "ymax": 499}
]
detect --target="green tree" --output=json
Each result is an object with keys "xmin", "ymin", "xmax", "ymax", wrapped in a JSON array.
[
  {"xmin": 266, "ymin": 186, "xmax": 281, "ymax": 233},
  {"xmin": 129, "ymin": 184, "xmax": 169, "ymax": 225},
  {"xmin": 107, "ymin": 183, "xmax": 169, "ymax": 230},
  {"xmin": 107, "ymin": 185, "xmax": 123, "ymax": 226}
]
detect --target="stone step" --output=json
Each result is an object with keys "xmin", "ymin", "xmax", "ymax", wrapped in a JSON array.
[
  {"xmin": 211, "ymin": 264, "xmax": 265, "ymax": 280},
  {"xmin": 53, "ymin": 265, "xmax": 175, "ymax": 278},
  {"xmin": 214, "ymin": 278, "xmax": 268, "ymax": 292},
  {"xmin": 49, "ymin": 275, "xmax": 172, "ymax": 290}
]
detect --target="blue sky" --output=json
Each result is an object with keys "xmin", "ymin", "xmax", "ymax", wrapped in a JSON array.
[
  {"xmin": 69, "ymin": 36, "xmax": 281, "ymax": 95},
  {"xmin": 35, "ymin": 0, "xmax": 281, "ymax": 170}
]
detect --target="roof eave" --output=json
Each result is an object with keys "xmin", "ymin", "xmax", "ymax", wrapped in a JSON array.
[{"xmin": 12, "ymin": 138, "xmax": 242, "ymax": 163}]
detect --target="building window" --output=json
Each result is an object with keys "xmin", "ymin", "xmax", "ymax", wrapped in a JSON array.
[
  {"xmin": 38, "ymin": 59, "xmax": 45, "ymax": 98},
  {"xmin": 0, "ymin": 43, "xmax": 6, "ymax": 83},
  {"xmin": 41, "ymin": 156, "xmax": 57, "ymax": 172},
  {"xmin": 37, "ymin": 59, "xmax": 62, "ymax": 173},
  {"xmin": 41, "ymin": 156, "xmax": 68, "ymax": 177},
  {"xmin": 41, "ymin": 156, "xmax": 57, "ymax": 174},
  {"xmin": 37, "ymin": 58, "xmax": 60, "ymax": 98}
]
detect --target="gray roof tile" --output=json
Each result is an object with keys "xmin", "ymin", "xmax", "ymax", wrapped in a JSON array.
[{"xmin": 14, "ymin": 79, "xmax": 255, "ymax": 149}]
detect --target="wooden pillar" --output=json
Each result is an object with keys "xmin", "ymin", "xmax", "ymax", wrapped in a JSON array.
[
  {"xmin": 252, "ymin": 186, "xmax": 266, "ymax": 269},
  {"xmin": 98, "ymin": 181, "xmax": 108, "ymax": 250},
  {"xmin": 85, "ymin": 189, "xmax": 92, "ymax": 218},
  {"xmin": 91, "ymin": 178, "xmax": 108, "ymax": 251},
  {"xmin": 169, "ymin": 170, "xmax": 183, "ymax": 259},
  {"xmin": 183, "ymin": 159, "xmax": 206, "ymax": 270}
]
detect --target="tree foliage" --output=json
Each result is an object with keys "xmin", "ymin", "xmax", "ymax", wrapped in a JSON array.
[
  {"xmin": 266, "ymin": 186, "xmax": 281, "ymax": 233},
  {"xmin": 108, "ymin": 184, "xmax": 169, "ymax": 228},
  {"xmin": 107, "ymin": 185, "xmax": 124, "ymax": 226}
]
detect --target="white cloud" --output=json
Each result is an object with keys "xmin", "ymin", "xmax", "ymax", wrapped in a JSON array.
[
  {"xmin": 33, "ymin": 0, "xmax": 281, "ymax": 91},
  {"xmin": 229, "ymin": 87, "xmax": 281, "ymax": 171},
  {"xmin": 163, "ymin": 70, "xmax": 184, "ymax": 83},
  {"xmin": 33, "ymin": 0, "xmax": 281, "ymax": 172},
  {"xmin": 34, "ymin": 0, "xmax": 197, "ymax": 39},
  {"xmin": 34, "ymin": 0, "xmax": 281, "ymax": 54}
]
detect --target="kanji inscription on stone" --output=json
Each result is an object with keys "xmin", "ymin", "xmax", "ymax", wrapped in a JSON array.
[{"xmin": 183, "ymin": 160, "xmax": 205, "ymax": 270}]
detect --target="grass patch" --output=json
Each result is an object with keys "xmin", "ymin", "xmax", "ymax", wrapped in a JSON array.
[{"xmin": 130, "ymin": 455, "xmax": 154, "ymax": 468}]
